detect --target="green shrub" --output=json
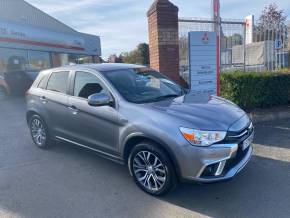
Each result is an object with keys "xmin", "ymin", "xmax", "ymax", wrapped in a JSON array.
[{"xmin": 220, "ymin": 71, "xmax": 290, "ymax": 109}]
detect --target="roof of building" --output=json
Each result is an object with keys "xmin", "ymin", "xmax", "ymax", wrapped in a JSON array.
[{"xmin": 0, "ymin": 0, "xmax": 76, "ymax": 34}]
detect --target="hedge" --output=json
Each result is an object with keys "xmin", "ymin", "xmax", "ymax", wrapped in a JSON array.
[{"xmin": 220, "ymin": 71, "xmax": 290, "ymax": 109}]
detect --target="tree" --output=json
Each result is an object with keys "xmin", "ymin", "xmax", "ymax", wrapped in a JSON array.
[
  {"xmin": 255, "ymin": 3, "xmax": 288, "ymax": 42},
  {"xmin": 221, "ymin": 33, "xmax": 243, "ymax": 49},
  {"xmin": 122, "ymin": 43, "xmax": 149, "ymax": 65},
  {"xmin": 108, "ymin": 54, "xmax": 123, "ymax": 63},
  {"xmin": 257, "ymin": 3, "xmax": 287, "ymax": 31}
]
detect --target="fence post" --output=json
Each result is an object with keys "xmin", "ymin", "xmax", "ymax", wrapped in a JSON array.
[{"xmin": 243, "ymin": 23, "xmax": 246, "ymax": 72}]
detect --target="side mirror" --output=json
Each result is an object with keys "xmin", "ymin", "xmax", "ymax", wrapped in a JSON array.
[{"xmin": 88, "ymin": 92, "xmax": 111, "ymax": 107}]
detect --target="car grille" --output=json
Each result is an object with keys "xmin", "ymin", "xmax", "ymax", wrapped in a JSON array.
[
  {"xmin": 201, "ymin": 145, "xmax": 251, "ymax": 178},
  {"xmin": 223, "ymin": 146, "xmax": 250, "ymax": 174},
  {"xmin": 201, "ymin": 122, "xmax": 254, "ymax": 178},
  {"xmin": 222, "ymin": 122, "xmax": 254, "ymax": 175},
  {"xmin": 225, "ymin": 122, "xmax": 254, "ymax": 144}
]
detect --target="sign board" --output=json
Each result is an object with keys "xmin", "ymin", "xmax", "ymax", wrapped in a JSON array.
[
  {"xmin": 275, "ymin": 39, "xmax": 282, "ymax": 50},
  {"xmin": 245, "ymin": 15, "xmax": 254, "ymax": 44},
  {"xmin": 188, "ymin": 31, "xmax": 218, "ymax": 97},
  {"xmin": 0, "ymin": 20, "xmax": 84, "ymax": 48},
  {"xmin": 0, "ymin": 20, "xmax": 101, "ymax": 55}
]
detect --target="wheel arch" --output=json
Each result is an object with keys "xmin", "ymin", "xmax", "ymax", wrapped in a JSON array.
[
  {"xmin": 26, "ymin": 110, "xmax": 39, "ymax": 124},
  {"xmin": 122, "ymin": 134, "xmax": 181, "ymax": 179},
  {"xmin": 26, "ymin": 110, "xmax": 45, "ymax": 125}
]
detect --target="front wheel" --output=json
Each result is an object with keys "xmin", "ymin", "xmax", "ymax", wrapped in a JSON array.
[{"xmin": 129, "ymin": 142, "xmax": 177, "ymax": 196}]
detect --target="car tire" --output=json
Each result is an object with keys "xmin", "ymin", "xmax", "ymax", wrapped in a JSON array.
[
  {"xmin": 29, "ymin": 114, "xmax": 51, "ymax": 149},
  {"xmin": 0, "ymin": 86, "xmax": 6, "ymax": 100},
  {"xmin": 128, "ymin": 141, "xmax": 177, "ymax": 196}
]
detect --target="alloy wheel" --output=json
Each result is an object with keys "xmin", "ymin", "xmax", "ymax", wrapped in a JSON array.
[
  {"xmin": 30, "ymin": 118, "xmax": 47, "ymax": 147},
  {"xmin": 133, "ymin": 151, "xmax": 167, "ymax": 192}
]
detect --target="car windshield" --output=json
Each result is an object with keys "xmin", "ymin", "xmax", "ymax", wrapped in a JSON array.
[{"xmin": 102, "ymin": 68, "xmax": 185, "ymax": 103}]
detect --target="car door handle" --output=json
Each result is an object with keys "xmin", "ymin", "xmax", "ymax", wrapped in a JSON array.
[
  {"xmin": 68, "ymin": 106, "xmax": 79, "ymax": 115},
  {"xmin": 40, "ymin": 96, "xmax": 47, "ymax": 104}
]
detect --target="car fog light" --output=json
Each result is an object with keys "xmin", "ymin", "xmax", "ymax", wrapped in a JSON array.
[{"xmin": 215, "ymin": 160, "xmax": 227, "ymax": 176}]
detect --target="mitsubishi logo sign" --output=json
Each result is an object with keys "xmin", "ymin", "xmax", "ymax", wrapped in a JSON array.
[
  {"xmin": 202, "ymin": 33, "xmax": 209, "ymax": 44},
  {"xmin": 188, "ymin": 31, "xmax": 218, "ymax": 99}
]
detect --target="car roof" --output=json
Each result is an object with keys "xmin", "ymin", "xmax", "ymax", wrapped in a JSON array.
[{"xmin": 48, "ymin": 63, "xmax": 145, "ymax": 72}]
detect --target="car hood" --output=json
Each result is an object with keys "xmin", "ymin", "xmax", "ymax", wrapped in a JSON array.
[{"xmin": 147, "ymin": 93, "xmax": 247, "ymax": 131}]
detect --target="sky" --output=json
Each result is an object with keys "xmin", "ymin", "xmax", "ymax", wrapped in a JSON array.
[{"xmin": 26, "ymin": 0, "xmax": 290, "ymax": 59}]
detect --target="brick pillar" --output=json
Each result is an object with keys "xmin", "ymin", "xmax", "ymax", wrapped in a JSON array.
[{"xmin": 147, "ymin": 0, "xmax": 182, "ymax": 85}]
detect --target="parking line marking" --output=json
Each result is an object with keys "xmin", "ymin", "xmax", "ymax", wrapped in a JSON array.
[
  {"xmin": 259, "ymin": 125, "xmax": 290, "ymax": 131},
  {"xmin": 253, "ymin": 143, "xmax": 290, "ymax": 163}
]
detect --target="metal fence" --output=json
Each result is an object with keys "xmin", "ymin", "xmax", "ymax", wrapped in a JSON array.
[
  {"xmin": 246, "ymin": 24, "xmax": 289, "ymax": 72},
  {"xmin": 179, "ymin": 17, "xmax": 289, "ymax": 82}
]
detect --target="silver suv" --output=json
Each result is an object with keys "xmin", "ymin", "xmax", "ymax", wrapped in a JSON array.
[{"xmin": 26, "ymin": 64, "xmax": 254, "ymax": 195}]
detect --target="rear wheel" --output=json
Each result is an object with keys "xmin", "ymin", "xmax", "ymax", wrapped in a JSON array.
[
  {"xmin": 129, "ymin": 142, "xmax": 177, "ymax": 196},
  {"xmin": 29, "ymin": 115, "xmax": 50, "ymax": 149}
]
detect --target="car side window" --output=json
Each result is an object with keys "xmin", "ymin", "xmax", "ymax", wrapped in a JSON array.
[
  {"xmin": 46, "ymin": 71, "xmax": 69, "ymax": 94},
  {"xmin": 74, "ymin": 71, "xmax": 106, "ymax": 99},
  {"xmin": 37, "ymin": 74, "xmax": 48, "ymax": 89}
]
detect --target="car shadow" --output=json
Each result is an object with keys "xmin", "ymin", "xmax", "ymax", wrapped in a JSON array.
[
  {"xmin": 159, "ymin": 155, "xmax": 290, "ymax": 218},
  {"xmin": 39, "ymin": 140, "xmax": 290, "ymax": 218},
  {"xmin": 51, "ymin": 141, "xmax": 290, "ymax": 218},
  {"xmin": 1, "ymin": 137, "xmax": 289, "ymax": 218}
]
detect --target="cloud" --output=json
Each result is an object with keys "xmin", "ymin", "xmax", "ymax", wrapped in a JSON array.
[{"xmin": 26, "ymin": 0, "xmax": 289, "ymax": 58}]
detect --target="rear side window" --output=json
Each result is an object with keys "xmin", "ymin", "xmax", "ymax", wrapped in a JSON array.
[
  {"xmin": 47, "ymin": 71, "xmax": 69, "ymax": 94},
  {"xmin": 37, "ymin": 74, "xmax": 48, "ymax": 89}
]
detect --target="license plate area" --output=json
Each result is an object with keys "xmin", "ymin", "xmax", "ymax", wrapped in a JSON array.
[{"xmin": 242, "ymin": 132, "xmax": 254, "ymax": 150}]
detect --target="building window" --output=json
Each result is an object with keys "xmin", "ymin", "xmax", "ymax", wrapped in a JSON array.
[
  {"xmin": 93, "ymin": 56, "xmax": 101, "ymax": 63},
  {"xmin": 0, "ymin": 47, "xmax": 28, "ymax": 74},
  {"xmin": 51, "ymin": 53, "xmax": 69, "ymax": 67},
  {"xmin": 78, "ymin": 55, "xmax": 93, "ymax": 64},
  {"xmin": 51, "ymin": 53, "xmax": 81, "ymax": 67},
  {"xmin": 51, "ymin": 53, "xmax": 99, "ymax": 67},
  {"xmin": 68, "ymin": 54, "xmax": 79, "ymax": 65},
  {"xmin": 28, "ymin": 51, "xmax": 51, "ymax": 71}
]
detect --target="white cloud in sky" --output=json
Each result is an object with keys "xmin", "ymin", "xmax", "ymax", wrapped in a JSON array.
[{"xmin": 26, "ymin": 0, "xmax": 290, "ymax": 59}]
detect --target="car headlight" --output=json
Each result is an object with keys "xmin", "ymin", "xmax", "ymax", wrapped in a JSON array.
[{"xmin": 179, "ymin": 127, "xmax": 226, "ymax": 147}]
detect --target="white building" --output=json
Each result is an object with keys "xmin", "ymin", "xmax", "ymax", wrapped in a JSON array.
[
  {"xmin": 0, "ymin": 0, "xmax": 101, "ymax": 75},
  {"xmin": 0, "ymin": 0, "xmax": 101, "ymax": 95}
]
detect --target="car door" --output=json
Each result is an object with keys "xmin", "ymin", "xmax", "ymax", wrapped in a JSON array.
[
  {"xmin": 41, "ymin": 70, "xmax": 70, "ymax": 138},
  {"xmin": 66, "ymin": 70, "xmax": 120, "ymax": 153}
]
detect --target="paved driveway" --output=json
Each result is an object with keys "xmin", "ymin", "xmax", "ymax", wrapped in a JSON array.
[{"xmin": 0, "ymin": 98, "xmax": 289, "ymax": 218}]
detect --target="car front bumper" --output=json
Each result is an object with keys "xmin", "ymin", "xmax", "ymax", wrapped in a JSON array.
[
  {"xmin": 193, "ymin": 145, "xmax": 253, "ymax": 183},
  {"xmin": 177, "ymin": 132, "xmax": 253, "ymax": 183}
]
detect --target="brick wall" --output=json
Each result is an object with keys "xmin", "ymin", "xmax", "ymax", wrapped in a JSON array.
[{"xmin": 147, "ymin": 0, "xmax": 184, "ymax": 85}]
